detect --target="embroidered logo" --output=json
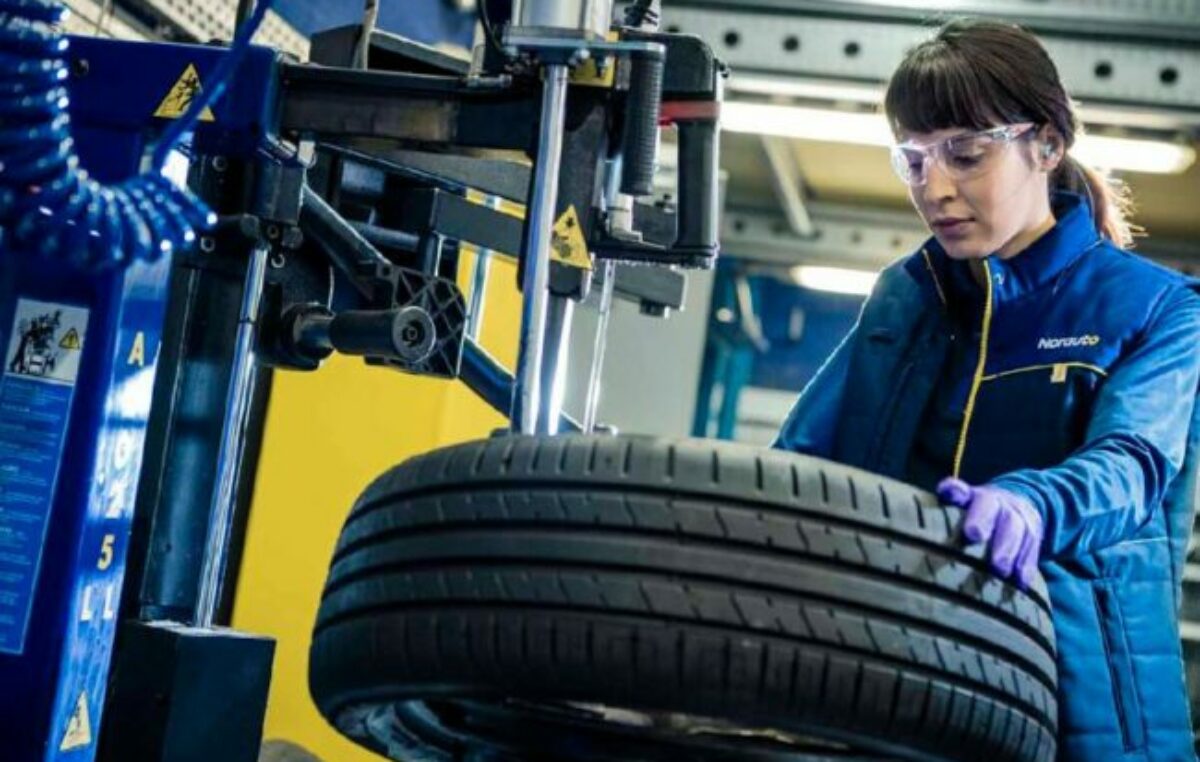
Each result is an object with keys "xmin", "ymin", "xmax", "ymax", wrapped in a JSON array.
[{"xmin": 1037, "ymin": 334, "xmax": 1100, "ymax": 350}]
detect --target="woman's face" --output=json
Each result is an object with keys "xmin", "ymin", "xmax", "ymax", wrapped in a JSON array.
[{"xmin": 899, "ymin": 125, "xmax": 1055, "ymax": 260}]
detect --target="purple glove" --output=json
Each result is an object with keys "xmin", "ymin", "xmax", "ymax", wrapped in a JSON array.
[{"xmin": 937, "ymin": 477, "xmax": 1044, "ymax": 590}]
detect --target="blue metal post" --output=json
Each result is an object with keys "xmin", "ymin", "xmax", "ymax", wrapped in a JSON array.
[
  {"xmin": 0, "ymin": 35, "xmax": 279, "ymax": 761},
  {"xmin": 0, "ymin": 196, "xmax": 173, "ymax": 762}
]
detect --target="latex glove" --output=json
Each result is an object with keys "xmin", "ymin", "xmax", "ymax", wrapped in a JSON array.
[{"xmin": 937, "ymin": 477, "xmax": 1044, "ymax": 590}]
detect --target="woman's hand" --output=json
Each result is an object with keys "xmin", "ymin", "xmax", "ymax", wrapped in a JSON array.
[{"xmin": 937, "ymin": 477, "xmax": 1044, "ymax": 590}]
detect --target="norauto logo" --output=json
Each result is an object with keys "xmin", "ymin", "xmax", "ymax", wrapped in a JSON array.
[{"xmin": 1037, "ymin": 334, "xmax": 1100, "ymax": 350}]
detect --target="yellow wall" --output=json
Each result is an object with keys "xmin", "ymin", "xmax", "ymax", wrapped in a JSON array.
[{"xmin": 232, "ymin": 254, "xmax": 522, "ymax": 761}]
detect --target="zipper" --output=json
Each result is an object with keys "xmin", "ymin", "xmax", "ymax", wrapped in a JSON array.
[
  {"xmin": 1093, "ymin": 583, "xmax": 1147, "ymax": 750},
  {"xmin": 951, "ymin": 259, "xmax": 995, "ymax": 479}
]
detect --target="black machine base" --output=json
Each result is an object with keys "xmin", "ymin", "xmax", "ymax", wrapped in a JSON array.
[{"xmin": 99, "ymin": 621, "xmax": 275, "ymax": 762}]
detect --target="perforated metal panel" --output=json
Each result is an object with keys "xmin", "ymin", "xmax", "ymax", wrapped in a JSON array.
[
  {"xmin": 136, "ymin": 0, "xmax": 309, "ymax": 60},
  {"xmin": 721, "ymin": 204, "xmax": 928, "ymax": 270},
  {"xmin": 670, "ymin": 0, "xmax": 1200, "ymax": 35},
  {"xmin": 665, "ymin": 7, "xmax": 1200, "ymax": 112},
  {"xmin": 62, "ymin": 0, "xmax": 150, "ymax": 40}
]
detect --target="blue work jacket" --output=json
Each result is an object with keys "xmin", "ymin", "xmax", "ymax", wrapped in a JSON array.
[{"xmin": 777, "ymin": 193, "xmax": 1200, "ymax": 760}]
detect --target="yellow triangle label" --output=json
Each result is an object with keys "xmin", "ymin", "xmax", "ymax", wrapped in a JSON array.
[
  {"xmin": 153, "ymin": 64, "xmax": 216, "ymax": 122},
  {"xmin": 550, "ymin": 206, "xmax": 592, "ymax": 270},
  {"xmin": 59, "ymin": 692, "xmax": 93, "ymax": 751},
  {"xmin": 58, "ymin": 327, "xmax": 82, "ymax": 350}
]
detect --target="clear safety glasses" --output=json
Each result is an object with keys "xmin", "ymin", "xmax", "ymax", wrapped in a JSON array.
[{"xmin": 890, "ymin": 123, "xmax": 1036, "ymax": 187}]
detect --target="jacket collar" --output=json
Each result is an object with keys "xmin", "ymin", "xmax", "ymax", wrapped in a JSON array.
[{"xmin": 904, "ymin": 192, "xmax": 1104, "ymax": 306}]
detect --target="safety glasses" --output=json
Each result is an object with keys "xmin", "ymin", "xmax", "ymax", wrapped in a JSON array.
[{"xmin": 890, "ymin": 123, "xmax": 1036, "ymax": 187}]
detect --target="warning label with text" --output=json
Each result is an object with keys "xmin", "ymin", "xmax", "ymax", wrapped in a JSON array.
[{"xmin": 0, "ymin": 299, "xmax": 88, "ymax": 654}]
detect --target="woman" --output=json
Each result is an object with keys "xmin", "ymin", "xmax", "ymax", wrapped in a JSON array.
[{"xmin": 775, "ymin": 19, "xmax": 1200, "ymax": 761}]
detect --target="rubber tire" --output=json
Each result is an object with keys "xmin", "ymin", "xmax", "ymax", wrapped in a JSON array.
[{"xmin": 310, "ymin": 435, "xmax": 1058, "ymax": 762}]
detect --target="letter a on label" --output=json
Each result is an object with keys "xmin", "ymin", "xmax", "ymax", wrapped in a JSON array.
[{"xmin": 127, "ymin": 331, "xmax": 146, "ymax": 367}]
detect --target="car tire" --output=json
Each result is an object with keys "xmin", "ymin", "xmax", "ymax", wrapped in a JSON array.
[{"xmin": 310, "ymin": 435, "xmax": 1057, "ymax": 762}]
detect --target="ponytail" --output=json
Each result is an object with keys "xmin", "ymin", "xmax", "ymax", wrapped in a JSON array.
[{"xmin": 1052, "ymin": 154, "xmax": 1139, "ymax": 249}]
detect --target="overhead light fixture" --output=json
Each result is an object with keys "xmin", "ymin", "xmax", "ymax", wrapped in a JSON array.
[
  {"xmin": 728, "ymin": 74, "xmax": 883, "ymax": 105},
  {"xmin": 1070, "ymin": 134, "xmax": 1197, "ymax": 175},
  {"xmin": 791, "ymin": 265, "xmax": 878, "ymax": 296},
  {"xmin": 722, "ymin": 101, "xmax": 1197, "ymax": 175},
  {"xmin": 723, "ymin": 102, "xmax": 893, "ymax": 148}
]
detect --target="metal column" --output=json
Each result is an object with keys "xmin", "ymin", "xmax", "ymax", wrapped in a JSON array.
[
  {"xmin": 512, "ymin": 64, "xmax": 570, "ymax": 434},
  {"xmin": 194, "ymin": 245, "xmax": 268, "ymax": 627}
]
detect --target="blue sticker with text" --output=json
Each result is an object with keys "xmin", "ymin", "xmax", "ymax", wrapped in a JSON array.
[{"xmin": 0, "ymin": 299, "xmax": 88, "ymax": 655}]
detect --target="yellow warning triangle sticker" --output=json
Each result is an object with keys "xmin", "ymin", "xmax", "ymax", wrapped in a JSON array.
[
  {"xmin": 58, "ymin": 327, "xmax": 82, "ymax": 351},
  {"xmin": 59, "ymin": 692, "xmax": 93, "ymax": 751},
  {"xmin": 153, "ymin": 64, "xmax": 216, "ymax": 122},
  {"xmin": 550, "ymin": 206, "xmax": 592, "ymax": 270}
]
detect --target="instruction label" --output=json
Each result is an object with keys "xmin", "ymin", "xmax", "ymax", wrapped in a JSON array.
[{"xmin": 0, "ymin": 299, "xmax": 88, "ymax": 654}]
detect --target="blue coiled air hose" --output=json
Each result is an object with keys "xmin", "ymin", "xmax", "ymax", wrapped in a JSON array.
[{"xmin": 0, "ymin": 0, "xmax": 274, "ymax": 269}]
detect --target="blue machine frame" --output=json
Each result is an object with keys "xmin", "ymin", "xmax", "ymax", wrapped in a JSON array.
[{"xmin": 0, "ymin": 36, "xmax": 277, "ymax": 761}]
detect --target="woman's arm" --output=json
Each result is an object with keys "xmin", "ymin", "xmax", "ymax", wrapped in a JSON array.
[
  {"xmin": 989, "ymin": 286, "xmax": 1200, "ymax": 558},
  {"xmin": 773, "ymin": 324, "xmax": 857, "ymax": 457}
]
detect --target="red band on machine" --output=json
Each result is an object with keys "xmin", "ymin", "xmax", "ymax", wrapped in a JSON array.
[{"xmin": 659, "ymin": 100, "xmax": 721, "ymax": 125}]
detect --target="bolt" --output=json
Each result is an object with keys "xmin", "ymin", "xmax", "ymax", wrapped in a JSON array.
[
  {"xmin": 211, "ymin": 156, "xmax": 229, "ymax": 172},
  {"xmin": 267, "ymin": 224, "xmax": 280, "ymax": 240},
  {"xmin": 71, "ymin": 58, "xmax": 90, "ymax": 78},
  {"xmin": 392, "ymin": 308, "xmax": 436, "ymax": 362},
  {"xmin": 401, "ymin": 323, "xmax": 424, "ymax": 347},
  {"xmin": 199, "ymin": 237, "xmax": 216, "ymax": 253}
]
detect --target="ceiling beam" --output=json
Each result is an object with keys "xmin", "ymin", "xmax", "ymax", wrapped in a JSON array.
[
  {"xmin": 760, "ymin": 136, "xmax": 816, "ymax": 238},
  {"xmin": 664, "ymin": 4, "xmax": 1200, "ymax": 121},
  {"xmin": 668, "ymin": 0, "xmax": 1200, "ymax": 44}
]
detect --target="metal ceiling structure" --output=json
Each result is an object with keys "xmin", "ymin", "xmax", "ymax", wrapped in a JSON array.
[
  {"xmin": 62, "ymin": 0, "xmax": 308, "ymax": 58},
  {"xmin": 723, "ymin": 202, "xmax": 926, "ymax": 268},
  {"xmin": 670, "ymin": 4, "xmax": 1200, "ymax": 121},
  {"xmin": 672, "ymin": 0, "xmax": 1200, "ymax": 43}
]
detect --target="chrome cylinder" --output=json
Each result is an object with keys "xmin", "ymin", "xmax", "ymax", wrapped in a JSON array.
[
  {"xmin": 512, "ymin": 65, "xmax": 570, "ymax": 434},
  {"xmin": 513, "ymin": 0, "xmax": 613, "ymax": 39},
  {"xmin": 582, "ymin": 261, "xmax": 616, "ymax": 433},
  {"xmin": 195, "ymin": 244, "xmax": 268, "ymax": 627}
]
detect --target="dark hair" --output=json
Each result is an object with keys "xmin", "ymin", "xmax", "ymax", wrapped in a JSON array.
[{"xmin": 884, "ymin": 19, "xmax": 1136, "ymax": 247}]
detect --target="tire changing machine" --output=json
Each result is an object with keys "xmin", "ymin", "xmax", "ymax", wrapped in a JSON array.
[{"xmin": 0, "ymin": 1, "xmax": 726, "ymax": 760}]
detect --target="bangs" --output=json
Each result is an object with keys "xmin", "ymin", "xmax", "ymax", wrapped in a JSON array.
[{"xmin": 884, "ymin": 33, "xmax": 1032, "ymax": 137}]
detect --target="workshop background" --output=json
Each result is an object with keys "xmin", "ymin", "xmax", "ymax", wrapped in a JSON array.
[{"xmin": 56, "ymin": 1, "xmax": 1200, "ymax": 760}]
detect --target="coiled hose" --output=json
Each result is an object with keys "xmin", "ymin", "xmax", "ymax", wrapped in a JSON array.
[{"xmin": 0, "ymin": 0, "xmax": 273, "ymax": 269}]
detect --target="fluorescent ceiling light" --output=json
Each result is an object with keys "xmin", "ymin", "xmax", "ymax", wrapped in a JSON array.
[
  {"xmin": 722, "ymin": 101, "xmax": 1197, "ymax": 175},
  {"xmin": 723, "ymin": 102, "xmax": 893, "ymax": 148},
  {"xmin": 792, "ymin": 265, "xmax": 878, "ymax": 296},
  {"xmin": 1071, "ymin": 134, "xmax": 1196, "ymax": 174},
  {"xmin": 728, "ymin": 74, "xmax": 883, "ymax": 105}
]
